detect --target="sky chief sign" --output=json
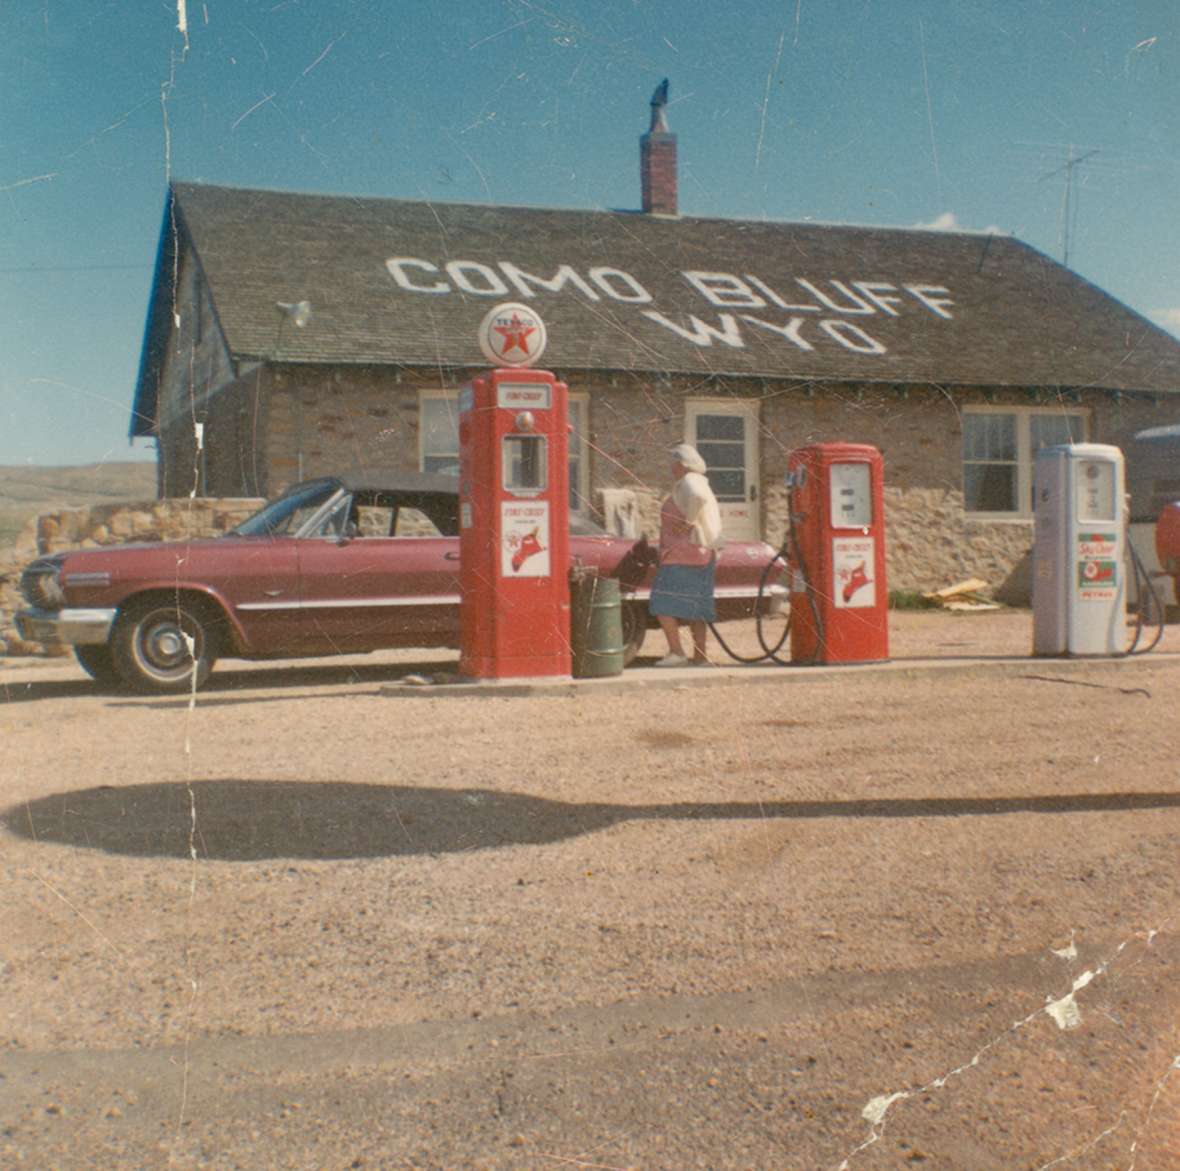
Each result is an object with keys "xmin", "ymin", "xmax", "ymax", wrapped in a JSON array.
[{"xmin": 384, "ymin": 256, "xmax": 955, "ymax": 358}]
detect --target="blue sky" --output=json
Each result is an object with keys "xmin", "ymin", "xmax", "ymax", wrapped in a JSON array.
[{"xmin": 1, "ymin": 0, "xmax": 1177, "ymax": 466}]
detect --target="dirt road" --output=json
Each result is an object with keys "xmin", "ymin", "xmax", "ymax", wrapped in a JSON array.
[{"xmin": 2, "ymin": 611, "xmax": 1179, "ymax": 1168}]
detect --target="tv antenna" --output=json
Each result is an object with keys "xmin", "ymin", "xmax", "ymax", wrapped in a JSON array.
[{"xmin": 1040, "ymin": 146, "xmax": 1099, "ymax": 268}]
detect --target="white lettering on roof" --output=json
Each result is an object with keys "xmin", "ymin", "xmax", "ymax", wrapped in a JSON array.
[
  {"xmin": 795, "ymin": 278, "xmax": 876, "ymax": 315},
  {"xmin": 741, "ymin": 314, "xmax": 815, "ymax": 351},
  {"xmin": 385, "ymin": 258, "xmax": 448, "ymax": 294},
  {"xmin": 904, "ymin": 284, "xmax": 955, "ymax": 319},
  {"xmin": 852, "ymin": 281, "xmax": 904, "ymax": 316},
  {"xmin": 743, "ymin": 274, "xmax": 821, "ymax": 312},
  {"xmin": 819, "ymin": 319, "xmax": 888, "ymax": 354},
  {"xmin": 445, "ymin": 260, "xmax": 508, "ymax": 296},
  {"xmin": 499, "ymin": 262, "xmax": 601, "ymax": 302},
  {"xmin": 647, "ymin": 312, "xmax": 888, "ymax": 355},
  {"xmin": 588, "ymin": 267, "xmax": 652, "ymax": 302},
  {"xmin": 381, "ymin": 256, "xmax": 953, "ymax": 356},
  {"xmin": 683, "ymin": 272, "xmax": 765, "ymax": 308},
  {"xmin": 640, "ymin": 311, "xmax": 746, "ymax": 348}
]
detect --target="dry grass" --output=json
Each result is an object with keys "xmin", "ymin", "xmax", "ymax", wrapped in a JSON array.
[{"xmin": 0, "ymin": 461, "xmax": 155, "ymax": 551}]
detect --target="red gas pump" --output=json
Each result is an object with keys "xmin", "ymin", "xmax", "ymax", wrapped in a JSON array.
[
  {"xmin": 457, "ymin": 368, "xmax": 571, "ymax": 679},
  {"xmin": 787, "ymin": 442, "xmax": 889, "ymax": 664}
]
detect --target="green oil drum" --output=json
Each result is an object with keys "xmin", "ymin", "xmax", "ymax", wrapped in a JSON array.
[{"xmin": 569, "ymin": 572, "xmax": 625, "ymax": 678}]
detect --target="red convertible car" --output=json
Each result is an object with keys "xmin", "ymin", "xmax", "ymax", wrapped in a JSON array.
[{"xmin": 17, "ymin": 472, "xmax": 781, "ymax": 692}]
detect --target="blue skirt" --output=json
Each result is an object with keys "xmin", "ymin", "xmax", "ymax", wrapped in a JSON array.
[{"xmin": 649, "ymin": 560, "xmax": 716, "ymax": 621}]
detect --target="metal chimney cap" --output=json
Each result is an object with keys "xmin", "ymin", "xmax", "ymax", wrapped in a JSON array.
[{"xmin": 649, "ymin": 79, "xmax": 669, "ymax": 133}]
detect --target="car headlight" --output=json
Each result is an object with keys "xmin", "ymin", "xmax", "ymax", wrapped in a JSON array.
[{"xmin": 19, "ymin": 556, "xmax": 66, "ymax": 610}]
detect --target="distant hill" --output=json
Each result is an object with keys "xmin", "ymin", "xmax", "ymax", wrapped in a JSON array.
[{"xmin": 0, "ymin": 461, "xmax": 156, "ymax": 549}]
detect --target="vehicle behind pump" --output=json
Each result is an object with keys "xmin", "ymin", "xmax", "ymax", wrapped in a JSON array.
[
  {"xmin": 15, "ymin": 471, "xmax": 778, "ymax": 693},
  {"xmin": 1156, "ymin": 500, "xmax": 1180, "ymax": 605}
]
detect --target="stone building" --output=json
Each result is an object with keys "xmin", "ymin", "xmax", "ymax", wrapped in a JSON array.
[{"xmin": 130, "ymin": 100, "xmax": 1180, "ymax": 594}]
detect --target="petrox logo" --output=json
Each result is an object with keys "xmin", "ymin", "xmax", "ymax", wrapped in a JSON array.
[{"xmin": 384, "ymin": 256, "xmax": 956, "ymax": 358}]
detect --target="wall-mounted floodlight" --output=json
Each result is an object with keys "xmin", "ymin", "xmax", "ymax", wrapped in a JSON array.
[{"xmin": 276, "ymin": 300, "xmax": 312, "ymax": 328}]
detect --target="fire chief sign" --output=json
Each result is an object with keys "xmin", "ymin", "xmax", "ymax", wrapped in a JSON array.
[
  {"xmin": 502, "ymin": 501, "xmax": 551, "ymax": 577},
  {"xmin": 833, "ymin": 536, "xmax": 876, "ymax": 608}
]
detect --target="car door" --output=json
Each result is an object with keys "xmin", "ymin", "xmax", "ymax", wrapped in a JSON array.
[
  {"xmin": 294, "ymin": 497, "xmax": 461, "ymax": 650},
  {"xmin": 213, "ymin": 537, "xmax": 305, "ymax": 651}
]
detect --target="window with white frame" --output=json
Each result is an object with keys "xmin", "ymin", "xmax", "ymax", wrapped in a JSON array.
[
  {"xmin": 418, "ymin": 390, "xmax": 591, "ymax": 514},
  {"xmin": 419, "ymin": 392, "xmax": 461, "ymax": 476},
  {"xmin": 962, "ymin": 406, "xmax": 1088, "ymax": 517},
  {"xmin": 566, "ymin": 394, "xmax": 590, "ymax": 516}
]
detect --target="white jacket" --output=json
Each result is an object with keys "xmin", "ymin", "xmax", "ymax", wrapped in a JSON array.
[{"xmin": 672, "ymin": 471, "xmax": 724, "ymax": 550}]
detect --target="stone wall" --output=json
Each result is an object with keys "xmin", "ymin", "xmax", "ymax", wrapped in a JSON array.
[
  {"xmin": 587, "ymin": 377, "xmax": 1164, "ymax": 598},
  {"xmin": 32, "ymin": 497, "xmax": 264, "ymax": 556},
  {"xmin": 264, "ymin": 366, "xmax": 426, "ymax": 496},
  {"xmin": 156, "ymin": 356, "xmax": 1170, "ymax": 599},
  {"xmin": 0, "ymin": 498, "xmax": 263, "ymax": 656}
]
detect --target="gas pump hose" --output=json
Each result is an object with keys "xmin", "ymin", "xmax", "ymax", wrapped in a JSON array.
[
  {"xmin": 1126, "ymin": 542, "xmax": 1166, "ymax": 655},
  {"xmin": 709, "ymin": 529, "xmax": 1167, "ymax": 666},
  {"xmin": 708, "ymin": 515, "xmax": 824, "ymax": 666},
  {"xmin": 707, "ymin": 547, "xmax": 792, "ymax": 664}
]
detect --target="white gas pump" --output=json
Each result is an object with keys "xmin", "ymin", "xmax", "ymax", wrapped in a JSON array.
[{"xmin": 1032, "ymin": 443, "xmax": 1126, "ymax": 657}]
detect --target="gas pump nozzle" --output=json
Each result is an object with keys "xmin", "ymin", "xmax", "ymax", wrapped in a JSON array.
[{"xmin": 615, "ymin": 534, "xmax": 658, "ymax": 592}]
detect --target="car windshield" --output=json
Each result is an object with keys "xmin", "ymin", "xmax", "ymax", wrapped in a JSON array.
[
  {"xmin": 230, "ymin": 478, "xmax": 610, "ymax": 539},
  {"xmin": 230, "ymin": 480, "xmax": 342, "ymax": 537},
  {"xmin": 570, "ymin": 513, "xmax": 607, "ymax": 536}
]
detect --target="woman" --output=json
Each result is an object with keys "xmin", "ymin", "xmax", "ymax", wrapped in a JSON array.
[{"xmin": 648, "ymin": 443, "xmax": 724, "ymax": 666}]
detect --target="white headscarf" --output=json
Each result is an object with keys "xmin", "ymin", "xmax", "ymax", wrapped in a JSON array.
[{"xmin": 670, "ymin": 443, "xmax": 707, "ymax": 474}]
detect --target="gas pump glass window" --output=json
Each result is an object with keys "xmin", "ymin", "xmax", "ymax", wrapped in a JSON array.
[
  {"xmin": 829, "ymin": 463, "xmax": 872, "ymax": 528},
  {"xmin": 503, "ymin": 435, "xmax": 547, "ymax": 495},
  {"xmin": 1031, "ymin": 414, "xmax": 1086, "ymax": 509},
  {"xmin": 1076, "ymin": 460, "xmax": 1116, "ymax": 522}
]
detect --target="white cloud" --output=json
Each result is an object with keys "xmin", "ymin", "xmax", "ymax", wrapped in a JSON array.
[
  {"xmin": 915, "ymin": 211, "xmax": 960, "ymax": 231},
  {"xmin": 1149, "ymin": 308, "xmax": 1180, "ymax": 336},
  {"xmin": 913, "ymin": 211, "xmax": 1007, "ymax": 235}
]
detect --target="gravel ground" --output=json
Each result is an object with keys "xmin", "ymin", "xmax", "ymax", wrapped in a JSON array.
[{"xmin": 2, "ymin": 609, "xmax": 1179, "ymax": 1168}]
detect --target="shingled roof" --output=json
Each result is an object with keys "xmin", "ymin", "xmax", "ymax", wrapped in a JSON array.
[{"xmin": 133, "ymin": 181, "xmax": 1180, "ymax": 435}]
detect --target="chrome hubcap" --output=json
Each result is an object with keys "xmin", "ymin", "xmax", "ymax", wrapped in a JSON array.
[
  {"xmin": 137, "ymin": 614, "xmax": 198, "ymax": 676},
  {"xmin": 153, "ymin": 629, "xmax": 184, "ymax": 660}
]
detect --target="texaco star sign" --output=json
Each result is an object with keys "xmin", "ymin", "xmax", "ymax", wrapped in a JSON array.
[{"xmin": 477, "ymin": 301, "xmax": 548, "ymax": 367}]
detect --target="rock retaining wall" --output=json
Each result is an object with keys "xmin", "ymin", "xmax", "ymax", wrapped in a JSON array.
[{"xmin": 0, "ymin": 498, "xmax": 263, "ymax": 656}]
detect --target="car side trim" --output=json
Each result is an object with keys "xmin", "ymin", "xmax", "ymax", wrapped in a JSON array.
[
  {"xmin": 623, "ymin": 587, "xmax": 781, "ymax": 602},
  {"xmin": 64, "ymin": 571, "xmax": 113, "ymax": 588},
  {"xmin": 236, "ymin": 595, "xmax": 461, "ymax": 611},
  {"xmin": 235, "ymin": 585, "xmax": 778, "ymax": 612}
]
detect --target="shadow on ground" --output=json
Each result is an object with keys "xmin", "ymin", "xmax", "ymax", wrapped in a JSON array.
[
  {"xmin": 5, "ymin": 781, "xmax": 1180, "ymax": 862},
  {"xmin": 0, "ymin": 659, "xmax": 454, "ymax": 705},
  {"xmin": 0, "ymin": 676, "xmax": 99, "ymax": 703}
]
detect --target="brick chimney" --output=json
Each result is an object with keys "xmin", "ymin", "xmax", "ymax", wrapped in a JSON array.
[{"xmin": 640, "ymin": 79, "xmax": 677, "ymax": 216}]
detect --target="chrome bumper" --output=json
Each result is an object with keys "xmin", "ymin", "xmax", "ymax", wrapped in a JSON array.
[{"xmin": 16, "ymin": 607, "xmax": 117, "ymax": 646}]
